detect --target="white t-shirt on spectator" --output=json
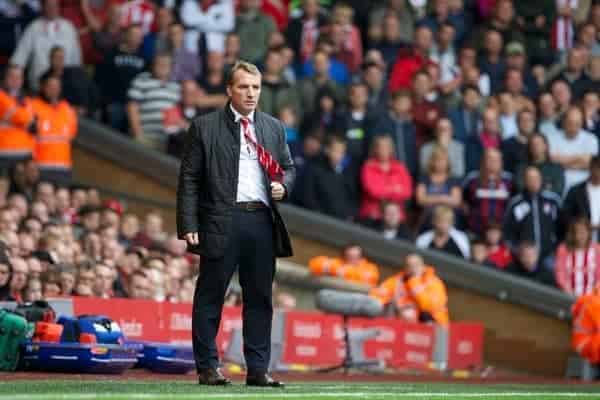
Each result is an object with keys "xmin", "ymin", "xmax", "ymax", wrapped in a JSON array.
[{"xmin": 547, "ymin": 129, "xmax": 599, "ymax": 195}]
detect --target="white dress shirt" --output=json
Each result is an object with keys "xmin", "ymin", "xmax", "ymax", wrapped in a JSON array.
[{"xmin": 230, "ymin": 105, "xmax": 269, "ymax": 205}]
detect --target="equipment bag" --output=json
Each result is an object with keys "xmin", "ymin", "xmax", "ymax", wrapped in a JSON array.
[
  {"xmin": 15, "ymin": 301, "xmax": 56, "ymax": 323},
  {"xmin": 59, "ymin": 315, "xmax": 125, "ymax": 344},
  {"xmin": 0, "ymin": 309, "xmax": 28, "ymax": 371}
]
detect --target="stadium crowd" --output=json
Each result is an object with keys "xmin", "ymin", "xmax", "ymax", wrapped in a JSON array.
[{"xmin": 0, "ymin": 0, "xmax": 600, "ymax": 312}]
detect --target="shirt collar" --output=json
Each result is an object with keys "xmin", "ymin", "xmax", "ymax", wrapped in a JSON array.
[{"xmin": 230, "ymin": 104, "xmax": 255, "ymax": 123}]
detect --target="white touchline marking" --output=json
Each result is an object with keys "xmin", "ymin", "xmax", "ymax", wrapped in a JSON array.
[{"xmin": 0, "ymin": 393, "xmax": 599, "ymax": 399}]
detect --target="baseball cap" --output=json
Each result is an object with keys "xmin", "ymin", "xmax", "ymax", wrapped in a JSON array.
[{"xmin": 506, "ymin": 42, "xmax": 525, "ymax": 56}]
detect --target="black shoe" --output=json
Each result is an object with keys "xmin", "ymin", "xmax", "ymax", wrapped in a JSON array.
[
  {"xmin": 198, "ymin": 368, "xmax": 231, "ymax": 386},
  {"xmin": 246, "ymin": 373, "xmax": 284, "ymax": 388}
]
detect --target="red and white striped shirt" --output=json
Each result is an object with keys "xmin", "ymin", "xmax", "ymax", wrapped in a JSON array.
[
  {"xmin": 119, "ymin": 0, "xmax": 156, "ymax": 34},
  {"xmin": 555, "ymin": 244, "xmax": 600, "ymax": 297}
]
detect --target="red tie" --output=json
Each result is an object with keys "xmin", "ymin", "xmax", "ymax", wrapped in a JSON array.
[{"xmin": 240, "ymin": 118, "xmax": 284, "ymax": 183}]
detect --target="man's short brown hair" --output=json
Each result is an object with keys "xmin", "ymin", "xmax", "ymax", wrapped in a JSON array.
[{"xmin": 227, "ymin": 60, "xmax": 261, "ymax": 85}]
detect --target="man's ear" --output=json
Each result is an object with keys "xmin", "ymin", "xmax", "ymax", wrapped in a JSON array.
[{"xmin": 226, "ymin": 85, "xmax": 232, "ymax": 98}]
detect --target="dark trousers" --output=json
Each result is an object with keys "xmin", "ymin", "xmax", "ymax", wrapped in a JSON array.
[{"xmin": 192, "ymin": 207, "xmax": 275, "ymax": 373}]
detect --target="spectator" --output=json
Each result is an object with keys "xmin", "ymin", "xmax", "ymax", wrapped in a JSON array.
[
  {"xmin": 0, "ymin": 65, "xmax": 36, "ymax": 170},
  {"xmin": 179, "ymin": 0, "xmax": 234, "ymax": 55},
  {"xmin": 484, "ymin": 223, "xmax": 513, "ymax": 270},
  {"xmin": 0, "ymin": 0, "xmax": 39, "ymax": 60},
  {"xmin": 371, "ymin": 90, "xmax": 417, "ymax": 178},
  {"xmin": 337, "ymin": 81, "xmax": 375, "ymax": 162},
  {"xmin": 127, "ymin": 270, "xmax": 151, "ymax": 299},
  {"xmin": 45, "ymin": 45, "xmax": 99, "ymax": 116},
  {"xmin": 362, "ymin": 60, "xmax": 387, "ymax": 113},
  {"xmin": 457, "ymin": 45, "xmax": 491, "ymax": 97},
  {"xmin": 388, "ymin": 25, "xmax": 433, "ymax": 92},
  {"xmin": 475, "ymin": 0, "xmax": 524, "ymax": 51},
  {"xmin": 235, "ymin": 0, "xmax": 276, "ymax": 63},
  {"xmin": 504, "ymin": 166, "xmax": 561, "ymax": 262},
  {"xmin": 92, "ymin": 262, "xmax": 114, "ymax": 298},
  {"xmin": 430, "ymin": 23, "xmax": 457, "ymax": 92},
  {"xmin": 165, "ymin": 22, "xmax": 200, "ymax": 83},
  {"xmin": 329, "ymin": 3, "xmax": 362, "ymax": 73},
  {"xmin": 497, "ymin": 91, "xmax": 519, "ymax": 140},
  {"xmin": 562, "ymin": 156, "xmax": 600, "ymax": 242},
  {"xmin": 9, "ymin": 256, "xmax": 27, "ymax": 302},
  {"xmin": 515, "ymin": 133, "xmax": 565, "ymax": 197},
  {"xmin": 165, "ymin": 80, "xmax": 201, "ymax": 158},
  {"xmin": 30, "ymin": 73, "xmax": 77, "ymax": 185},
  {"xmin": 95, "ymin": 23, "xmax": 146, "ymax": 133},
  {"xmin": 471, "ymin": 238, "xmax": 491, "ymax": 266},
  {"xmin": 223, "ymin": 32, "xmax": 240, "ymax": 69},
  {"xmin": 10, "ymin": 0, "xmax": 82, "ymax": 90},
  {"xmin": 416, "ymin": 205, "xmax": 470, "ymax": 259},
  {"xmin": 411, "ymin": 70, "xmax": 443, "ymax": 149},
  {"xmin": 582, "ymin": 90, "xmax": 600, "ymax": 138},
  {"xmin": 368, "ymin": 0, "xmax": 414, "ymax": 47},
  {"xmin": 504, "ymin": 42, "xmax": 539, "ymax": 99},
  {"xmin": 301, "ymin": 38, "xmax": 350, "ymax": 85},
  {"xmin": 359, "ymin": 135, "xmax": 413, "ymax": 224},
  {"xmin": 478, "ymin": 29, "xmax": 507, "ymax": 94},
  {"xmin": 466, "ymin": 107, "xmax": 502, "ymax": 173},
  {"xmin": 196, "ymin": 51, "xmax": 228, "ymax": 115},
  {"xmin": 513, "ymin": 1, "xmax": 554, "ymax": 65},
  {"xmin": 58, "ymin": 263, "xmax": 75, "ymax": 295},
  {"xmin": 88, "ymin": 2, "xmax": 121, "ymax": 55},
  {"xmin": 555, "ymin": 217, "xmax": 600, "ymax": 296},
  {"xmin": 420, "ymin": 117, "xmax": 465, "ymax": 179},
  {"xmin": 548, "ymin": 106, "xmax": 599, "ymax": 194},
  {"xmin": 285, "ymin": 0, "xmax": 327, "ymax": 66},
  {"xmin": 298, "ymin": 50, "xmax": 344, "ymax": 121},
  {"xmin": 538, "ymin": 91, "xmax": 561, "ymax": 138},
  {"xmin": 501, "ymin": 109, "xmax": 537, "ymax": 175},
  {"xmin": 370, "ymin": 253, "xmax": 449, "ymax": 326},
  {"xmin": 373, "ymin": 201, "xmax": 411, "ymax": 241},
  {"xmin": 127, "ymin": 53, "xmax": 181, "ymax": 150},
  {"xmin": 258, "ymin": 48, "xmax": 300, "ymax": 118},
  {"xmin": 0, "ymin": 245, "xmax": 13, "ymax": 301},
  {"xmin": 309, "ymin": 243, "xmax": 380, "ymax": 287},
  {"xmin": 372, "ymin": 13, "xmax": 407, "ymax": 69},
  {"xmin": 302, "ymin": 135, "xmax": 358, "ymax": 221},
  {"xmin": 448, "ymin": 85, "xmax": 482, "ymax": 144},
  {"xmin": 415, "ymin": 146, "xmax": 462, "ymax": 231},
  {"xmin": 507, "ymin": 241, "xmax": 556, "ymax": 285},
  {"xmin": 556, "ymin": 47, "xmax": 592, "ymax": 100},
  {"xmin": 463, "ymin": 148, "xmax": 513, "ymax": 235},
  {"xmin": 24, "ymin": 278, "xmax": 42, "ymax": 301},
  {"xmin": 551, "ymin": 79, "xmax": 573, "ymax": 119},
  {"xmin": 141, "ymin": 6, "xmax": 172, "ymax": 61}
]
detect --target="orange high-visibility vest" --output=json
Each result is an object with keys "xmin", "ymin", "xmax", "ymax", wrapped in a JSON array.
[
  {"xmin": 0, "ymin": 90, "xmax": 36, "ymax": 158},
  {"xmin": 370, "ymin": 267, "xmax": 449, "ymax": 326},
  {"xmin": 572, "ymin": 288, "xmax": 600, "ymax": 364},
  {"xmin": 30, "ymin": 98, "xmax": 77, "ymax": 169},
  {"xmin": 309, "ymin": 256, "xmax": 380, "ymax": 286}
]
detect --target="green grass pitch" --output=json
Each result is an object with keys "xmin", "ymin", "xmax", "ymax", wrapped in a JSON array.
[{"xmin": 1, "ymin": 380, "xmax": 600, "ymax": 400}]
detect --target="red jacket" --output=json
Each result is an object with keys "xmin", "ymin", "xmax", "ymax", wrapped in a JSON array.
[
  {"xmin": 360, "ymin": 159, "xmax": 413, "ymax": 221},
  {"xmin": 388, "ymin": 49, "xmax": 427, "ymax": 93}
]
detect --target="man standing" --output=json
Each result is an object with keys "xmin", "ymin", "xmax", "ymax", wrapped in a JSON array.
[{"xmin": 177, "ymin": 61, "xmax": 294, "ymax": 387}]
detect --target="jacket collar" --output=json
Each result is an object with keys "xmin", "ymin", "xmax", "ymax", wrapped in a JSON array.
[{"xmin": 223, "ymin": 102, "xmax": 265, "ymax": 147}]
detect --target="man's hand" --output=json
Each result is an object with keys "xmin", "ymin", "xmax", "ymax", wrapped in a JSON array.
[
  {"xmin": 271, "ymin": 182, "xmax": 285, "ymax": 201},
  {"xmin": 184, "ymin": 232, "xmax": 199, "ymax": 246}
]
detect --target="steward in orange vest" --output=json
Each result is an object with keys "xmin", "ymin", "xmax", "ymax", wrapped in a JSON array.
[
  {"xmin": 309, "ymin": 244, "xmax": 380, "ymax": 287},
  {"xmin": 0, "ymin": 65, "xmax": 36, "ymax": 169},
  {"xmin": 572, "ymin": 285, "xmax": 600, "ymax": 364},
  {"xmin": 30, "ymin": 73, "xmax": 77, "ymax": 184},
  {"xmin": 370, "ymin": 253, "xmax": 449, "ymax": 327}
]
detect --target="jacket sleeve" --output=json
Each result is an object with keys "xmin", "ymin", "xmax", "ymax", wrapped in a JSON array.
[
  {"xmin": 277, "ymin": 121, "xmax": 296, "ymax": 197},
  {"xmin": 502, "ymin": 200, "xmax": 518, "ymax": 250},
  {"xmin": 176, "ymin": 120, "xmax": 204, "ymax": 239}
]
